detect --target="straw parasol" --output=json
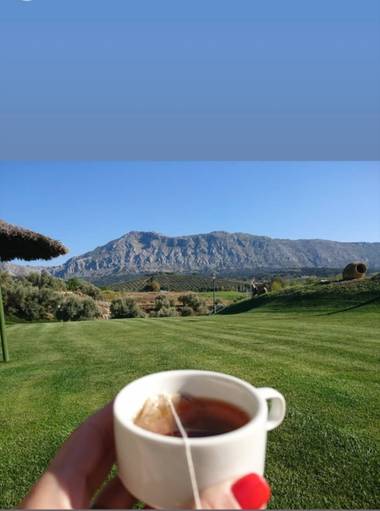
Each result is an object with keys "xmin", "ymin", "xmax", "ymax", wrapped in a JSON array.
[
  {"xmin": 0, "ymin": 220, "xmax": 68, "ymax": 362},
  {"xmin": 0, "ymin": 220, "xmax": 67, "ymax": 262}
]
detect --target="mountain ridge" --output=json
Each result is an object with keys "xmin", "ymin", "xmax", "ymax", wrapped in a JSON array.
[{"xmin": 45, "ymin": 230, "xmax": 380, "ymax": 280}]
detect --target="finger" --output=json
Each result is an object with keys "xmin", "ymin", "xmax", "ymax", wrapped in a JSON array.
[
  {"xmin": 92, "ymin": 476, "xmax": 137, "ymax": 509},
  {"xmin": 22, "ymin": 401, "xmax": 116, "ymax": 509},
  {"xmin": 198, "ymin": 473, "xmax": 271, "ymax": 510},
  {"xmin": 50, "ymin": 401, "xmax": 116, "ymax": 506}
]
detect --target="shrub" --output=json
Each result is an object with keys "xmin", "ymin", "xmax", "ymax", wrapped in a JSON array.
[
  {"xmin": 56, "ymin": 296, "xmax": 82, "ymax": 321},
  {"xmin": 26, "ymin": 271, "xmax": 66, "ymax": 291},
  {"xmin": 56, "ymin": 296, "xmax": 99, "ymax": 321},
  {"xmin": 197, "ymin": 304, "xmax": 210, "ymax": 315},
  {"xmin": 22, "ymin": 289, "xmax": 44, "ymax": 321},
  {"xmin": 178, "ymin": 293, "xmax": 201, "ymax": 310},
  {"xmin": 0, "ymin": 271, "xmax": 12, "ymax": 287},
  {"xmin": 153, "ymin": 295, "xmax": 171, "ymax": 310},
  {"xmin": 150, "ymin": 307, "xmax": 178, "ymax": 318},
  {"xmin": 66, "ymin": 277, "xmax": 102, "ymax": 299},
  {"xmin": 149, "ymin": 294, "xmax": 178, "ymax": 317},
  {"xmin": 81, "ymin": 297, "xmax": 100, "ymax": 319},
  {"xmin": 3, "ymin": 280, "xmax": 61, "ymax": 321},
  {"xmin": 110, "ymin": 297, "xmax": 145, "ymax": 319},
  {"xmin": 1, "ymin": 271, "xmax": 100, "ymax": 322},
  {"xmin": 270, "ymin": 277, "xmax": 285, "ymax": 292},
  {"xmin": 178, "ymin": 293, "xmax": 208, "ymax": 315},
  {"xmin": 181, "ymin": 305, "xmax": 194, "ymax": 316}
]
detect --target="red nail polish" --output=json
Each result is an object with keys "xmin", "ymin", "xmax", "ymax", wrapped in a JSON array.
[{"xmin": 231, "ymin": 473, "xmax": 271, "ymax": 509}]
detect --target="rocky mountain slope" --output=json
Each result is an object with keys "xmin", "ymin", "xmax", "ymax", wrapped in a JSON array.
[
  {"xmin": 0, "ymin": 262, "xmax": 46, "ymax": 276},
  {"xmin": 46, "ymin": 231, "xmax": 380, "ymax": 280}
]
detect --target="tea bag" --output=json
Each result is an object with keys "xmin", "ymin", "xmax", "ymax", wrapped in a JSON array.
[
  {"xmin": 134, "ymin": 393, "xmax": 202, "ymax": 508},
  {"xmin": 134, "ymin": 393, "xmax": 181, "ymax": 435}
]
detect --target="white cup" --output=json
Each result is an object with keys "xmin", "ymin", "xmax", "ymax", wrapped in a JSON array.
[{"xmin": 114, "ymin": 370, "xmax": 286, "ymax": 509}]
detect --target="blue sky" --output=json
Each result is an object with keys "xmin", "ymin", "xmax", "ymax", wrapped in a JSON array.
[{"xmin": 1, "ymin": 162, "xmax": 379, "ymax": 266}]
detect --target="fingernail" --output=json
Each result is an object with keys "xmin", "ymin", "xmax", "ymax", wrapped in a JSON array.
[{"xmin": 231, "ymin": 473, "xmax": 271, "ymax": 509}]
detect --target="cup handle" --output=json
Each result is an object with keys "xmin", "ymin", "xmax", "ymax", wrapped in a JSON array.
[{"xmin": 257, "ymin": 387, "xmax": 286, "ymax": 431}]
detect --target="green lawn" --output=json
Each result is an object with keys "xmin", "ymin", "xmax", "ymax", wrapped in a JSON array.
[
  {"xmin": 1, "ymin": 304, "xmax": 379, "ymax": 508},
  {"xmin": 200, "ymin": 290, "xmax": 248, "ymax": 302}
]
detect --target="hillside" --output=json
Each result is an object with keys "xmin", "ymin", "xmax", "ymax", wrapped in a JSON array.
[
  {"xmin": 221, "ymin": 275, "xmax": 380, "ymax": 315},
  {"xmin": 49, "ymin": 231, "xmax": 380, "ymax": 281},
  {"xmin": 0, "ymin": 262, "xmax": 46, "ymax": 276}
]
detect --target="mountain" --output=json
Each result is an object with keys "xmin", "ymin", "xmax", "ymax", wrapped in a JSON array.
[
  {"xmin": 0, "ymin": 262, "xmax": 45, "ymax": 276},
  {"xmin": 47, "ymin": 231, "xmax": 380, "ymax": 281}
]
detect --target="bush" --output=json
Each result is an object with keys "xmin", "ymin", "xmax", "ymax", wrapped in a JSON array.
[
  {"xmin": 197, "ymin": 304, "xmax": 210, "ymax": 315},
  {"xmin": 178, "ymin": 293, "xmax": 201, "ymax": 310},
  {"xmin": 56, "ymin": 296, "xmax": 99, "ymax": 321},
  {"xmin": 181, "ymin": 305, "xmax": 194, "ymax": 316},
  {"xmin": 81, "ymin": 297, "xmax": 100, "ymax": 319},
  {"xmin": 66, "ymin": 277, "xmax": 102, "ymax": 299},
  {"xmin": 110, "ymin": 297, "xmax": 145, "ymax": 319},
  {"xmin": 26, "ymin": 271, "xmax": 66, "ymax": 291},
  {"xmin": 148, "ymin": 295, "xmax": 178, "ymax": 317},
  {"xmin": 178, "ymin": 293, "xmax": 208, "ymax": 315},
  {"xmin": 2, "ymin": 280, "xmax": 62, "ymax": 321},
  {"xmin": 270, "ymin": 277, "xmax": 285, "ymax": 292},
  {"xmin": 154, "ymin": 295, "xmax": 171, "ymax": 310},
  {"xmin": 22, "ymin": 289, "xmax": 44, "ymax": 321},
  {"xmin": 1, "ymin": 271, "xmax": 100, "ymax": 322},
  {"xmin": 150, "ymin": 307, "xmax": 178, "ymax": 318},
  {"xmin": 0, "ymin": 271, "xmax": 13, "ymax": 287}
]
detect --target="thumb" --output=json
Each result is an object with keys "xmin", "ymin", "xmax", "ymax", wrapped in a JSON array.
[{"xmin": 197, "ymin": 473, "xmax": 271, "ymax": 510}]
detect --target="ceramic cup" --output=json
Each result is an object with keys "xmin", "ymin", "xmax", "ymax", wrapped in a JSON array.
[{"xmin": 114, "ymin": 370, "xmax": 286, "ymax": 509}]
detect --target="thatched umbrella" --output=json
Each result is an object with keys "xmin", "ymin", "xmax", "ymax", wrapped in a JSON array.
[{"xmin": 0, "ymin": 220, "xmax": 68, "ymax": 362}]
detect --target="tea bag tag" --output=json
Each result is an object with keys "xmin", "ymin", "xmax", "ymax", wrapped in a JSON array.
[{"xmin": 164, "ymin": 394, "xmax": 202, "ymax": 509}]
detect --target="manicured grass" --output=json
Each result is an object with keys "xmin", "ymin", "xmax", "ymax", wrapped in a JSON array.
[
  {"xmin": 222, "ymin": 277, "xmax": 380, "ymax": 315},
  {"xmin": 1, "ymin": 304, "xmax": 379, "ymax": 508},
  {"xmin": 199, "ymin": 290, "xmax": 248, "ymax": 302}
]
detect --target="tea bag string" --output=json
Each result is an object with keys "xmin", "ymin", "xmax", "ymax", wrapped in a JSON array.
[{"xmin": 164, "ymin": 394, "xmax": 202, "ymax": 509}]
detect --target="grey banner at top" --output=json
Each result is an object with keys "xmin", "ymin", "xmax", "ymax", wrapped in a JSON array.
[{"xmin": 1, "ymin": 0, "xmax": 379, "ymax": 160}]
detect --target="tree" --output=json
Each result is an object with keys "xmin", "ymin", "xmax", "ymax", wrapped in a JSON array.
[
  {"xmin": 144, "ymin": 276, "xmax": 160, "ymax": 292},
  {"xmin": 25, "ymin": 271, "xmax": 66, "ymax": 290},
  {"xmin": 66, "ymin": 277, "xmax": 101, "ymax": 299}
]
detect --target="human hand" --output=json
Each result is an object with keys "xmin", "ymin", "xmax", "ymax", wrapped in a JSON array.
[{"xmin": 21, "ymin": 402, "xmax": 271, "ymax": 509}]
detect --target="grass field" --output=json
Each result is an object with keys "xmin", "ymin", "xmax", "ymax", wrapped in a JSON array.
[
  {"xmin": 200, "ymin": 290, "xmax": 248, "ymax": 302},
  {"xmin": 1, "ymin": 294, "xmax": 379, "ymax": 508}
]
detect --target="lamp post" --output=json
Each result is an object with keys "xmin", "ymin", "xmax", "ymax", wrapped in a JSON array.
[{"xmin": 212, "ymin": 272, "xmax": 216, "ymax": 314}]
